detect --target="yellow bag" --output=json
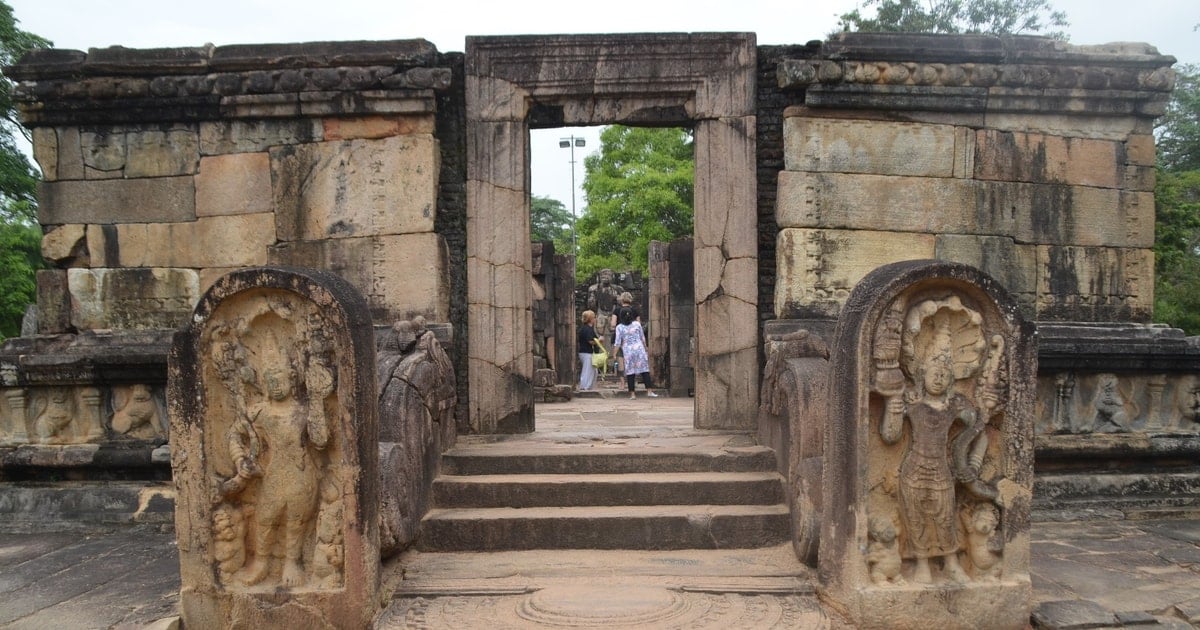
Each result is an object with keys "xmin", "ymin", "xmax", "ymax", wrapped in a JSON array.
[{"xmin": 591, "ymin": 339, "xmax": 608, "ymax": 370}]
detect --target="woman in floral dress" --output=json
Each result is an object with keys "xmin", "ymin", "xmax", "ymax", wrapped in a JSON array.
[{"xmin": 613, "ymin": 293, "xmax": 657, "ymax": 400}]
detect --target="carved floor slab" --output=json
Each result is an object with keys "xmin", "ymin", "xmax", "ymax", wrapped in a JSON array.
[{"xmin": 379, "ymin": 582, "xmax": 827, "ymax": 629}]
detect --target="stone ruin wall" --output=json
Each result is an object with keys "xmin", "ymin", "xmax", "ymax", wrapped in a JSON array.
[
  {"xmin": 1, "ymin": 32, "xmax": 1193, "ymax": 463},
  {"xmin": 0, "ymin": 41, "xmax": 459, "ymax": 450}
]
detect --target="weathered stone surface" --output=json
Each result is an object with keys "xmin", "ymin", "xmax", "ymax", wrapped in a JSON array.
[
  {"xmin": 784, "ymin": 117, "xmax": 967, "ymax": 178},
  {"xmin": 199, "ymin": 119, "xmax": 323, "ymax": 155},
  {"xmin": 35, "ymin": 269, "xmax": 70, "ymax": 334},
  {"xmin": 67, "ymin": 268, "xmax": 200, "ymax": 331},
  {"xmin": 123, "ymin": 128, "xmax": 200, "ymax": 178},
  {"xmin": 1125, "ymin": 133, "xmax": 1156, "ymax": 166},
  {"xmin": 195, "ymin": 152, "xmax": 272, "ymax": 217},
  {"xmin": 935, "ymin": 235, "xmax": 1037, "ymax": 313},
  {"xmin": 169, "ymin": 267, "xmax": 379, "ymax": 629},
  {"xmin": 776, "ymin": 171, "xmax": 1152, "ymax": 248},
  {"xmin": 1030, "ymin": 600, "xmax": 1116, "ymax": 630},
  {"xmin": 377, "ymin": 317, "xmax": 456, "ymax": 556},
  {"xmin": 322, "ymin": 114, "xmax": 435, "ymax": 140},
  {"xmin": 31, "ymin": 127, "xmax": 58, "ymax": 180},
  {"xmin": 38, "ymin": 177, "xmax": 196, "ymax": 225},
  {"xmin": 268, "ymin": 233, "xmax": 449, "ymax": 323},
  {"xmin": 975, "ymin": 130, "xmax": 1123, "ymax": 188},
  {"xmin": 818, "ymin": 260, "xmax": 1036, "ymax": 630},
  {"xmin": 272, "ymin": 135, "xmax": 438, "ymax": 241},
  {"xmin": 86, "ymin": 213, "xmax": 274, "ymax": 268},
  {"xmin": 41, "ymin": 224, "xmax": 88, "ymax": 266},
  {"xmin": 1036, "ymin": 246, "xmax": 1153, "ymax": 322},
  {"xmin": 775, "ymin": 228, "xmax": 935, "ymax": 319}
]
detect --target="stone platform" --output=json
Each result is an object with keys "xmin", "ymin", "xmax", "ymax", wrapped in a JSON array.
[{"xmin": 3, "ymin": 397, "xmax": 1200, "ymax": 628}]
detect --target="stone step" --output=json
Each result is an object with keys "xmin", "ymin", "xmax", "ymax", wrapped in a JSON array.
[
  {"xmin": 440, "ymin": 446, "xmax": 778, "ymax": 476},
  {"xmin": 432, "ymin": 471, "xmax": 785, "ymax": 508},
  {"xmin": 418, "ymin": 504, "xmax": 792, "ymax": 551}
]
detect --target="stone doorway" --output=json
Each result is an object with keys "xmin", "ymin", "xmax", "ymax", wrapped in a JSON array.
[{"xmin": 465, "ymin": 33, "xmax": 759, "ymax": 434}]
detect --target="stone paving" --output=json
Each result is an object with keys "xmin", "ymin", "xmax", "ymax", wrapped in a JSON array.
[{"xmin": 2, "ymin": 395, "xmax": 1200, "ymax": 628}]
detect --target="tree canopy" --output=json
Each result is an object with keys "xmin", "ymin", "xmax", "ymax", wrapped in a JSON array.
[
  {"xmin": 0, "ymin": 1, "xmax": 48, "ymax": 339},
  {"xmin": 837, "ymin": 0, "xmax": 1069, "ymax": 39},
  {"xmin": 530, "ymin": 194, "xmax": 574, "ymax": 254},
  {"xmin": 575, "ymin": 126, "xmax": 693, "ymax": 281},
  {"xmin": 1154, "ymin": 64, "xmax": 1200, "ymax": 334}
]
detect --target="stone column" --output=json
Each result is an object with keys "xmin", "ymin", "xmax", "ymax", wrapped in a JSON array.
[
  {"xmin": 2, "ymin": 388, "xmax": 29, "ymax": 444},
  {"xmin": 80, "ymin": 387, "xmax": 105, "ymax": 442},
  {"xmin": 553, "ymin": 253, "xmax": 577, "ymax": 386},
  {"xmin": 648, "ymin": 241, "xmax": 670, "ymax": 390}
]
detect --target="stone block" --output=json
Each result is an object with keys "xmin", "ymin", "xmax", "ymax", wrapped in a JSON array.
[
  {"xmin": 975, "ymin": 130, "xmax": 1123, "ymax": 188},
  {"xmin": 32, "ymin": 127, "xmax": 58, "ymax": 180},
  {"xmin": 35, "ymin": 269, "xmax": 70, "ymax": 334},
  {"xmin": 1036, "ymin": 246, "xmax": 1154, "ymax": 322},
  {"xmin": 777, "ymin": 171, "xmax": 1152, "ymax": 248},
  {"xmin": 169, "ymin": 267, "xmax": 379, "ymax": 629},
  {"xmin": 1125, "ymin": 133, "xmax": 1156, "ymax": 166},
  {"xmin": 935, "ymin": 235, "xmax": 1037, "ymax": 312},
  {"xmin": 195, "ymin": 153, "xmax": 272, "ymax": 217},
  {"xmin": 272, "ymin": 135, "xmax": 438, "ymax": 240},
  {"xmin": 38, "ymin": 177, "xmax": 196, "ymax": 225},
  {"xmin": 199, "ymin": 119, "xmax": 322, "ymax": 155},
  {"xmin": 86, "ymin": 213, "xmax": 274, "ymax": 268},
  {"xmin": 80, "ymin": 128, "xmax": 127, "ymax": 177},
  {"xmin": 784, "ymin": 117, "xmax": 964, "ymax": 178},
  {"xmin": 269, "ymin": 232, "xmax": 449, "ymax": 323},
  {"xmin": 774, "ymin": 228, "xmax": 935, "ymax": 319},
  {"xmin": 123, "ymin": 128, "xmax": 200, "ymax": 178},
  {"xmin": 322, "ymin": 114, "xmax": 435, "ymax": 140},
  {"xmin": 67, "ymin": 268, "xmax": 200, "ymax": 331},
  {"xmin": 41, "ymin": 224, "xmax": 88, "ymax": 266}
]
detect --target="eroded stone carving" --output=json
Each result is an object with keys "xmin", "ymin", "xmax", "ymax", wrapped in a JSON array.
[
  {"xmin": 170, "ymin": 267, "xmax": 379, "ymax": 629},
  {"xmin": 819, "ymin": 260, "xmax": 1034, "ymax": 629},
  {"xmin": 205, "ymin": 300, "xmax": 340, "ymax": 590},
  {"xmin": 32, "ymin": 387, "xmax": 79, "ymax": 444},
  {"xmin": 1035, "ymin": 372, "xmax": 1200, "ymax": 435},
  {"xmin": 111, "ymin": 384, "xmax": 164, "ymax": 441},
  {"xmin": 586, "ymin": 269, "xmax": 623, "ymax": 341},
  {"xmin": 377, "ymin": 316, "xmax": 456, "ymax": 556},
  {"xmin": 874, "ymin": 295, "xmax": 1001, "ymax": 584}
]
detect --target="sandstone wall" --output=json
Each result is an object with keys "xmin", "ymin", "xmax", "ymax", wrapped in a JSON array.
[
  {"xmin": 770, "ymin": 34, "xmax": 1174, "ymax": 324},
  {"xmin": 12, "ymin": 42, "xmax": 456, "ymax": 334}
]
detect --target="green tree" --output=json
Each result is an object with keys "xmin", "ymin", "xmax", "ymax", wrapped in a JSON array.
[
  {"xmin": 575, "ymin": 126, "xmax": 693, "ymax": 281},
  {"xmin": 530, "ymin": 194, "xmax": 573, "ymax": 253},
  {"xmin": 0, "ymin": 1, "xmax": 49, "ymax": 339},
  {"xmin": 1154, "ymin": 64, "xmax": 1200, "ymax": 334},
  {"xmin": 837, "ymin": 0, "xmax": 1069, "ymax": 39},
  {"xmin": 1158, "ymin": 64, "xmax": 1200, "ymax": 173}
]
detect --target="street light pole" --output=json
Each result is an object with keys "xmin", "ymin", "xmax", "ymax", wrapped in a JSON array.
[{"xmin": 558, "ymin": 135, "xmax": 586, "ymax": 258}]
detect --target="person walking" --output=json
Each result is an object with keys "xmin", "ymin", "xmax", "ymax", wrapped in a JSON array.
[
  {"xmin": 613, "ymin": 294, "xmax": 657, "ymax": 400},
  {"xmin": 577, "ymin": 310, "xmax": 601, "ymax": 391}
]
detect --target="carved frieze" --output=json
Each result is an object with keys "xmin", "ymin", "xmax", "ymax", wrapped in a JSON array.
[
  {"xmin": 1036, "ymin": 372, "xmax": 1200, "ymax": 435},
  {"xmin": 0, "ymin": 383, "xmax": 166, "ymax": 446}
]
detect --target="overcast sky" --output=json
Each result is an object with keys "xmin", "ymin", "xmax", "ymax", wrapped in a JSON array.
[{"xmin": 8, "ymin": 0, "xmax": 1197, "ymax": 214}]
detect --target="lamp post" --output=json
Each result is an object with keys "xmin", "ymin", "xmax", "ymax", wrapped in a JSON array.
[{"xmin": 558, "ymin": 135, "xmax": 586, "ymax": 258}]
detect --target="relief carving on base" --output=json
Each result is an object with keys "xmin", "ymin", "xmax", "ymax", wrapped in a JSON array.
[
  {"xmin": 869, "ymin": 294, "xmax": 1007, "ymax": 586},
  {"xmin": 1036, "ymin": 372, "xmax": 1200, "ymax": 435},
  {"xmin": 203, "ymin": 292, "xmax": 345, "ymax": 591},
  {"xmin": 111, "ymin": 384, "xmax": 165, "ymax": 441}
]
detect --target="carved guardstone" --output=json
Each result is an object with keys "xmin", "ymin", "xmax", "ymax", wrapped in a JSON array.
[
  {"xmin": 819, "ymin": 260, "xmax": 1036, "ymax": 630},
  {"xmin": 169, "ymin": 267, "xmax": 379, "ymax": 629}
]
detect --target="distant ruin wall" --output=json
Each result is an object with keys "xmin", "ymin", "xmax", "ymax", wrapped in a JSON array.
[{"xmin": 770, "ymin": 33, "xmax": 1174, "ymax": 324}]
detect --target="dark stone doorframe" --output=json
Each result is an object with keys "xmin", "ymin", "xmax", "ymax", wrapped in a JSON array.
[{"xmin": 465, "ymin": 33, "xmax": 759, "ymax": 433}]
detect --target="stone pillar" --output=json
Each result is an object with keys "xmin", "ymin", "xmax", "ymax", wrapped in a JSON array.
[
  {"xmin": 553, "ymin": 253, "xmax": 577, "ymax": 386},
  {"xmin": 669, "ymin": 239, "xmax": 696, "ymax": 398},
  {"xmin": 80, "ymin": 387, "xmax": 105, "ymax": 442},
  {"xmin": 169, "ymin": 267, "xmax": 379, "ymax": 629},
  {"xmin": 818, "ymin": 260, "xmax": 1036, "ymax": 630},
  {"xmin": 2, "ymin": 388, "xmax": 29, "ymax": 444},
  {"xmin": 648, "ymin": 242, "xmax": 670, "ymax": 390}
]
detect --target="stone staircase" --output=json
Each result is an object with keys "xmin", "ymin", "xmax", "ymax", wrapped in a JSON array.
[{"xmin": 418, "ymin": 441, "xmax": 791, "ymax": 551}]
